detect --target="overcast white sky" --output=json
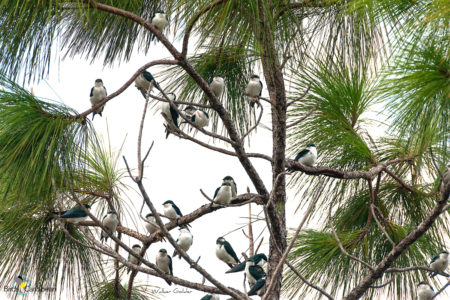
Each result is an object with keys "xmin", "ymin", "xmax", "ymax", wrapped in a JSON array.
[{"xmin": 16, "ymin": 38, "xmax": 311, "ymax": 300}]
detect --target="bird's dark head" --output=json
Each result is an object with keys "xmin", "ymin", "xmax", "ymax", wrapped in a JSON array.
[
  {"xmin": 441, "ymin": 250, "xmax": 449, "ymax": 255},
  {"xmin": 159, "ymin": 248, "xmax": 167, "ymax": 254},
  {"xmin": 417, "ymin": 281, "xmax": 429, "ymax": 287},
  {"xmin": 216, "ymin": 237, "xmax": 225, "ymax": 244},
  {"xmin": 222, "ymin": 182, "xmax": 232, "ymax": 187},
  {"xmin": 156, "ymin": 9, "xmax": 165, "ymax": 14},
  {"xmin": 250, "ymin": 74, "xmax": 260, "ymax": 79},
  {"xmin": 84, "ymin": 204, "xmax": 91, "ymax": 209},
  {"xmin": 167, "ymin": 92, "xmax": 176, "ymax": 101},
  {"xmin": 145, "ymin": 213, "xmax": 154, "ymax": 218},
  {"xmin": 184, "ymin": 105, "xmax": 197, "ymax": 111},
  {"xmin": 132, "ymin": 244, "xmax": 142, "ymax": 250},
  {"xmin": 255, "ymin": 253, "xmax": 268, "ymax": 261},
  {"xmin": 95, "ymin": 79, "xmax": 103, "ymax": 83},
  {"xmin": 142, "ymin": 70, "xmax": 153, "ymax": 79},
  {"xmin": 107, "ymin": 210, "xmax": 117, "ymax": 215},
  {"xmin": 247, "ymin": 257, "xmax": 255, "ymax": 263},
  {"xmin": 223, "ymin": 175, "xmax": 234, "ymax": 182},
  {"xmin": 306, "ymin": 143, "xmax": 316, "ymax": 148},
  {"xmin": 214, "ymin": 75, "xmax": 223, "ymax": 79},
  {"xmin": 163, "ymin": 200, "xmax": 175, "ymax": 206}
]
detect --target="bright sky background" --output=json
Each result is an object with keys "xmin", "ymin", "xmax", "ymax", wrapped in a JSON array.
[{"xmin": 17, "ymin": 38, "xmax": 311, "ymax": 300}]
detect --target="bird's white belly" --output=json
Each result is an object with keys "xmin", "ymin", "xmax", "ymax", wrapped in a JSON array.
[
  {"xmin": 211, "ymin": 82, "xmax": 224, "ymax": 97},
  {"xmin": 299, "ymin": 152, "xmax": 316, "ymax": 166},
  {"xmin": 104, "ymin": 216, "xmax": 118, "ymax": 232},
  {"xmin": 135, "ymin": 75, "xmax": 150, "ymax": 90},
  {"xmin": 145, "ymin": 218, "xmax": 158, "ymax": 234},
  {"xmin": 160, "ymin": 103, "xmax": 173, "ymax": 122},
  {"xmin": 163, "ymin": 206, "xmax": 178, "ymax": 218},
  {"xmin": 177, "ymin": 234, "xmax": 193, "ymax": 251},
  {"xmin": 157, "ymin": 255, "xmax": 171, "ymax": 274},
  {"xmin": 194, "ymin": 111, "xmax": 209, "ymax": 127},
  {"xmin": 246, "ymin": 82, "xmax": 261, "ymax": 97},
  {"xmin": 214, "ymin": 188, "xmax": 232, "ymax": 205},
  {"xmin": 216, "ymin": 245, "xmax": 234, "ymax": 263},
  {"xmin": 418, "ymin": 289, "xmax": 435, "ymax": 300},
  {"xmin": 90, "ymin": 88, "xmax": 106, "ymax": 105},
  {"xmin": 129, "ymin": 253, "xmax": 139, "ymax": 265},
  {"xmin": 431, "ymin": 258, "xmax": 448, "ymax": 272},
  {"xmin": 152, "ymin": 16, "xmax": 167, "ymax": 31}
]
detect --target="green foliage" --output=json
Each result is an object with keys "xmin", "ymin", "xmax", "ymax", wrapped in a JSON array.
[{"xmin": 0, "ymin": 76, "xmax": 91, "ymax": 206}]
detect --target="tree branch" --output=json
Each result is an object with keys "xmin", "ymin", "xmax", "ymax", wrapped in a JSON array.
[
  {"xmin": 328, "ymin": 204, "xmax": 374, "ymax": 271},
  {"xmin": 287, "ymin": 157, "xmax": 414, "ymax": 180}
]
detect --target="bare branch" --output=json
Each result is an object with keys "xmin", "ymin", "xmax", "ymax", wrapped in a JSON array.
[
  {"xmin": 430, "ymin": 282, "xmax": 450, "ymax": 299},
  {"xmin": 369, "ymin": 279, "xmax": 393, "ymax": 289},
  {"xmin": 429, "ymin": 147, "xmax": 444, "ymax": 179},
  {"xmin": 287, "ymin": 82, "xmax": 312, "ymax": 107},
  {"xmin": 285, "ymin": 261, "xmax": 334, "ymax": 300},
  {"xmin": 241, "ymin": 103, "xmax": 264, "ymax": 142},
  {"xmin": 149, "ymin": 94, "xmax": 211, "ymax": 108},
  {"xmin": 287, "ymin": 156, "xmax": 415, "ymax": 180},
  {"xmin": 384, "ymin": 168, "xmax": 415, "ymax": 194},
  {"xmin": 371, "ymin": 204, "xmax": 396, "ymax": 247},
  {"xmin": 287, "ymin": 99, "xmax": 320, "ymax": 128},
  {"xmin": 137, "ymin": 90, "xmax": 151, "ymax": 181}
]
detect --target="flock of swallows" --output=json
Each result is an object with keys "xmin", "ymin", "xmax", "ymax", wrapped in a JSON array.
[{"xmin": 74, "ymin": 9, "xmax": 450, "ymax": 300}]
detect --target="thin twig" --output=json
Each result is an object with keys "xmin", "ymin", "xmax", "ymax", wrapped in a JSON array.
[
  {"xmin": 369, "ymin": 279, "xmax": 393, "ymax": 289},
  {"xmin": 328, "ymin": 204, "xmax": 374, "ymax": 271},
  {"xmin": 285, "ymin": 261, "xmax": 334, "ymax": 300},
  {"xmin": 137, "ymin": 88, "xmax": 152, "ymax": 181},
  {"xmin": 287, "ymin": 82, "xmax": 311, "ymax": 107},
  {"xmin": 429, "ymin": 147, "xmax": 444, "ymax": 179},
  {"xmin": 286, "ymin": 99, "xmax": 320, "ymax": 129},
  {"xmin": 431, "ymin": 282, "xmax": 450, "ymax": 299},
  {"xmin": 371, "ymin": 204, "xmax": 396, "ymax": 247},
  {"xmin": 241, "ymin": 102, "xmax": 264, "ymax": 142}
]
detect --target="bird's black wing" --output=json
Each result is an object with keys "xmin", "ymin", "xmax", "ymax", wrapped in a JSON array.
[
  {"xmin": 259, "ymin": 80, "xmax": 263, "ymax": 96},
  {"xmin": 429, "ymin": 254, "xmax": 440, "ymax": 265},
  {"xmin": 200, "ymin": 296, "xmax": 212, "ymax": 300},
  {"xmin": 168, "ymin": 255, "xmax": 173, "ymax": 276},
  {"xmin": 225, "ymin": 261, "xmax": 246, "ymax": 273},
  {"xmin": 248, "ymin": 278, "xmax": 265, "ymax": 296},
  {"xmin": 249, "ymin": 265, "xmax": 266, "ymax": 280},
  {"xmin": 294, "ymin": 149, "xmax": 309, "ymax": 161},
  {"xmin": 213, "ymin": 187, "xmax": 220, "ymax": 199},
  {"xmin": 103, "ymin": 86, "xmax": 107, "ymax": 96},
  {"xmin": 90, "ymin": 87, "xmax": 94, "ymax": 97},
  {"xmin": 172, "ymin": 204, "xmax": 183, "ymax": 217},
  {"xmin": 169, "ymin": 105, "xmax": 179, "ymax": 128},
  {"xmin": 224, "ymin": 241, "xmax": 239, "ymax": 263}
]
